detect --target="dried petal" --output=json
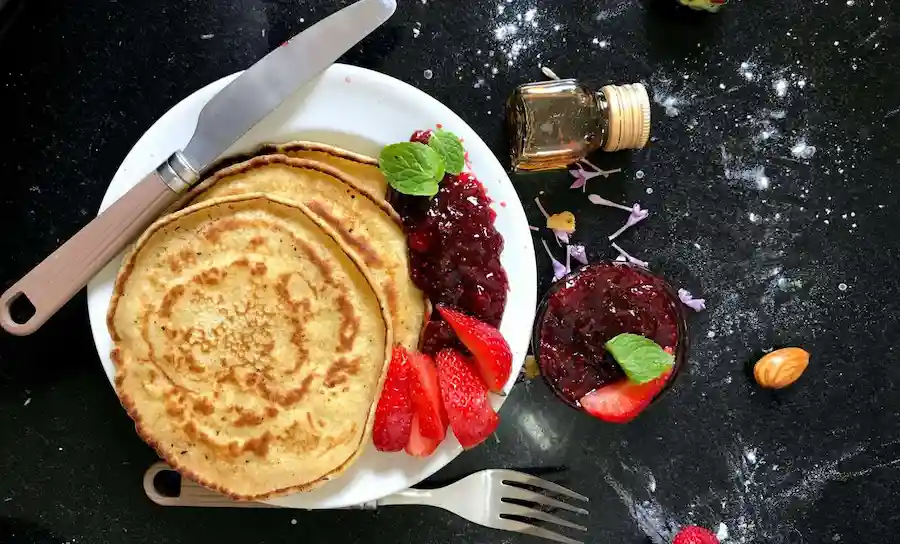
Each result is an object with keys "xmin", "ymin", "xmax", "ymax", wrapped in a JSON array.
[
  {"xmin": 547, "ymin": 211, "xmax": 576, "ymax": 233},
  {"xmin": 588, "ymin": 194, "xmax": 634, "ymax": 212},
  {"xmin": 678, "ymin": 288, "xmax": 707, "ymax": 312},
  {"xmin": 611, "ymin": 242, "xmax": 649, "ymax": 268},
  {"xmin": 541, "ymin": 239, "xmax": 569, "ymax": 281},
  {"xmin": 568, "ymin": 244, "xmax": 588, "ymax": 265},
  {"xmin": 553, "ymin": 229, "xmax": 570, "ymax": 244},
  {"xmin": 608, "ymin": 204, "xmax": 650, "ymax": 240}
]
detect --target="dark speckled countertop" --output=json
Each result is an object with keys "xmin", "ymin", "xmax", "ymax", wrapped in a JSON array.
[{"xmin": 2, "ymin": 0, "xmax": 900, "ymax": 542}]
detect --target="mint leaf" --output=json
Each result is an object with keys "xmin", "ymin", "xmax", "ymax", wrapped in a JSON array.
[
  {"xmin": 379, "ymin": 142, "xmax": 446, "ymax": 196},
  {"xmin": 427, "ymin": 129, "xmax": 465, "ymax": 175},
  {"xmin": 605, "ymin": 333, "xmax": 674, "ymax": 384}
]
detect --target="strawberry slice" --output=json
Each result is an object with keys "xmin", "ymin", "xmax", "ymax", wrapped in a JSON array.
[
  {"xmin": 436, "ymin": 304, "xmax": 512, "ymax": 393},
  {"xmin": 405, "ymin": 413, "xmax": 442, "ymax": 457},
  {"xmin": 579, "ymin": 368, "xmax": 673, "ymax": 424},
  {"xmin": 435, "ymin": 349, "xmax": 499, "ymax": 448},
  {"xmin": 373, "ymin": 346, "xmax": 413, "ymax": 452},
  {"xmin": 407, "ymin": 351, "xmax": 447, "ymax": 441}
]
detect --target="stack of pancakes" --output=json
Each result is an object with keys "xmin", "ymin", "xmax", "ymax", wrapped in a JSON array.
[{"xmin": 107, "ymin": 143, "xmax": 426, "ymax": 500}]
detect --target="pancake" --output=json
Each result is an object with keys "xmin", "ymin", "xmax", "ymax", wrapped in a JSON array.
[
  {"xmin": 108, "ymin": 194, "xmax": 392, "ymax": 500},
  {"xmin": 268, "ymin": 141, "xmax": 388, "ymax": 199},
  {"xmin": 185, "ymin": 154, "xmax": 426, "ymax": 351}
]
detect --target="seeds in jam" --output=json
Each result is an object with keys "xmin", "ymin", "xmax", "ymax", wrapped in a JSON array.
[
  {"xmin": 537, "ymin": 262, "xmax": 685, "ymax": 406},
  {"xmin": 392, "ymin": 131, "xmax": 508, "ymax": 354}
]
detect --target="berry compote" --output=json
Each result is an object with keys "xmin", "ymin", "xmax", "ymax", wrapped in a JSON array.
[
  {"xmin": 391, "ymin": 130, "xmax": 508, "ymax": 355},
  {"xmin": 535, "ymin": 261, "xmax": 686, "ymax": 409}
]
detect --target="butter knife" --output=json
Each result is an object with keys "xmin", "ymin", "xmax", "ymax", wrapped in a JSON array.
[{"xmin": 0, "ymin": 0, "xmax": 396, "ymax": 336}]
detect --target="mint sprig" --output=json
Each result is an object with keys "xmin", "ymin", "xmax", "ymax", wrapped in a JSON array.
[
  {"xmin": 378, "ymin": 130, "xmax": 465, "ymax": 196},
  {"xmin": 605, "ymin": 333, "xmax": 674, "ymax": 384},
  {"xmin": 428, "ymin": 129, "xmax": 465, "ymax": 175},
  {"xmin": 379, "ymin": 142, "xmax": 445, "ymax": 196}
]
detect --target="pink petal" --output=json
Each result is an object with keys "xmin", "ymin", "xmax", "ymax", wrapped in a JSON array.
[
  {"xmin": 678, "ymin": 288, "xmax": 707, "ymax": 312},
  {"xmin": 569, "ymin": 244, "xmax": 588, "ymax": 265}
]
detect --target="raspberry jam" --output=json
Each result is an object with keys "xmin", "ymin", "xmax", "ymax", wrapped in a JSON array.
[
  {"xmin": 391, "ymin": 131, "xmax": 508, "ymax": 354},
  {"xmin": 535, "ymin": 262, "xmax": 686, "ymax": 408}
]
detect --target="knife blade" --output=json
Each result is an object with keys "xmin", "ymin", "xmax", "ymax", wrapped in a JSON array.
[{"xmin": 0, "ymin": 0, "xmax": 396, "ymax": 336}]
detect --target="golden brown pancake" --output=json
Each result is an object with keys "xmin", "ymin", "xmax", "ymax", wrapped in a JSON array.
[
  {"xmin": 108, "ymin": 194, "xmax": 392, "ymax": 500},
  {"xmin": 185, "ymin": 154, "xmax": 426, "ymax": 351},
  {"xmin": 269, "ymin": 141, "xmax": 388, "ymax": 199}
]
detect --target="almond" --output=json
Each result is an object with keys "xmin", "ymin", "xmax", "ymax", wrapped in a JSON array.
[{"xmin": 753, "ymin": 347, "xmax": 810, "ymax": 389}]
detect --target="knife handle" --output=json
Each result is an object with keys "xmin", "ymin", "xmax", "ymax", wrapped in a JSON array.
[
  {"xmin": 144, "ymin": 462, "xmax": 378, "ymax": 509},
  {"xmin": 0, "ymin": 170, "xmax": 179, "ymax": 336}
]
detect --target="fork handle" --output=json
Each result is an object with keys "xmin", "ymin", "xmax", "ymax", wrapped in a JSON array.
[{"xmin": 377, "ymin": 488, "xmax": 442, "ymax": 507}]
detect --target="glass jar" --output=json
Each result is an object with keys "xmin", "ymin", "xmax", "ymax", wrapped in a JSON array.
[{"xmin": 506, "ymin": 80, "xmax": 650, "ymax": 172}]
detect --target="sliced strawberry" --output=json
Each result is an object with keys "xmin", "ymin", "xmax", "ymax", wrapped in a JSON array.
[
  {"xmin": 407, "ymin": 351, "xmax": 447, "ymax": 441},
  {"xmin": 373, "ymin": 346, "xmax": 413, "ymax": 452},
  {"xmin": 405, "ymin": 413, "xmax": 442, "ymax": 457},
  {"xmin": 435, "ymin": 349, "xmax": 499, "ymax": 449},
  {"xmin": 436, "ymin": 304, "xmax": 512, "ymax": 393},
  {"xmin": 579, "ymin": 368, "xmax": 673, "ymax": 424}
]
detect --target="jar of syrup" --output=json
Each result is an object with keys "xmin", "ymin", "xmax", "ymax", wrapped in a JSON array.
[{"xmin": 506, "ymin": 80, "xmax": 650, "ymax": 173}]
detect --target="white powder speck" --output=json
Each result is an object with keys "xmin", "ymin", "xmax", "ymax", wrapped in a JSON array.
[
  {"xmin": 423, "ymin": 69, "xmax": 433, "ymax": 80},
  {"xmin": 834, "ymin": 40, "xmax": 840, "ymax": 46},
  {"xmin": 23, "ymin": 398, "xmax": 30, "ymax": 406},
  {"xmin": 719, "ymin": 83, "xmax": 726, "ymax": 90},
  {"xmin": 494, "ymin": 23, "xmax": 517, "ymax": 40},
  {"xmin": 648, "ymin": 473, "xmax": 657, "ymax": 493},
  {"xmin": 646, "ymin": 187, "xmax": 653, "ymax": 194},
  {"xmin": 605, "ymin": 475, "xmax": 679, "ymax": 544},
  {"xmin": 200, "ymin": 34, "xmax": 214, "ymax": 40},
  {"xmin": 745, "ymin": 448, "xmax": 758, "ymax": 464},
  {"xmin": 412, "ymin": 27, "xmax": 420, "ymax": 38},
  {"xmin": 716, "ymin": 523, "xmax": 730, "ymax": 541},
  {"xmin": 774, "ymin": 78, "xmax": 788, "ymax": 97},
  {"xmin": 291, "ymin": 519, "xmax": 297, "ymax": 525},
  {"xmin": 791, "ymin": 139, "xmax": 816, "ymax": 159},
  {"xmin": 635, "ymin": 170, "xmax": 645, "ymax": 179},
  {"xmin": 524, "ymin": 8, "xmax": 537, "ymax": 21},
  {"xmin": 749, "ymin": 212, "xmax": 760, "ymax": 223},
  {"xmin": 707, "ymin": 330, "xmax": 716, "ymax": 338},
  {"xmin": 654, "ymin": 94, "xmax": 680, "ymax": 117},
  {"xmin": 838, "ymin": 282, "xmax": 848, "ymax": 291},
  {"xmin": 744, "ymin": 71, "xmax": 754, "ymax": 81},
  {"xmin": 798, "ymin": 79, "xmax": 806, "ymax": 88}
]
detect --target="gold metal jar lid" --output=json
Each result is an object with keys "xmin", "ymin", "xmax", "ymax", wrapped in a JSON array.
[{"xmin": 600, "ymin": 83, "xmax": 651, "ymax": 152}]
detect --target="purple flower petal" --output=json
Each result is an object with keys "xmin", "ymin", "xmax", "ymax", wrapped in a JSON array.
[
  {"xmin": 569, "ymin": 244, "xmax": 588, "ymax": 265},
  {"xmin": 569, "ymin": 176, "xmax": 586, "ymax": 190},
  {"xmin": 588, "ymin": 194, "xmax": 635, "ymax": 212},
  {"xmin": 541, "ymin": 239, "xmax": 569, "ymax": 281},
  {"xmin": 678, "ymin": 288, "xmax": 707, "ymax": 312},
  {"xmin": 553, "ymin": 229, "xmax": 570, "ymax": 244},
  {"xmin": 608, "ymin": 204, "xmax": 650, "ymax": 241},
  {"xmin": 611, "ymin": 242, "xmax": 649, "ymax": 268}
]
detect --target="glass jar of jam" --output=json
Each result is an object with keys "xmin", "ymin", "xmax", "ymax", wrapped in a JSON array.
[
  {"xmin": 506, "ymin": 80, "xmax": 651, "ymax": 173},
  {"xmin": 533, "ymin": 261, "xmax": 688, "ymax": 412}
]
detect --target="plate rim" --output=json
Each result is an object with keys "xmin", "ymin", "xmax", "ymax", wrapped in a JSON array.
[{"xmin": 86, "ymin": 63, "xmax": 537, "ymax": 509}]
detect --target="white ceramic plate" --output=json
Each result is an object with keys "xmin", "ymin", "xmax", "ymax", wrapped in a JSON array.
[{"xmin": 86, "ymin": 64, "xmax": 537, "ymax": 509}]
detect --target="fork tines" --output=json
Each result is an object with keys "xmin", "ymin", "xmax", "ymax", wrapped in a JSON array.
[{"xmin": 493, "ymin": 470, "xmax": 589, "ymax": 544}]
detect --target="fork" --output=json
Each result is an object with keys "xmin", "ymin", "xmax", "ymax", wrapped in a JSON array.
[{"xmin": 145, "ymin": 463, "xmax": 589, "ymax": 543}]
